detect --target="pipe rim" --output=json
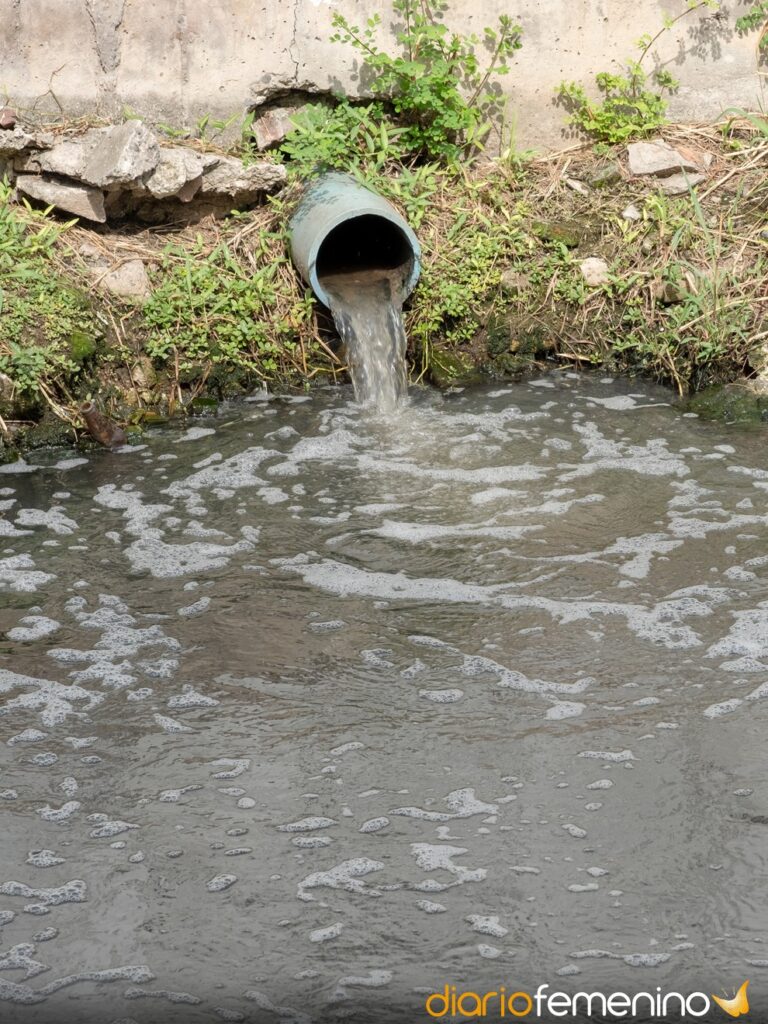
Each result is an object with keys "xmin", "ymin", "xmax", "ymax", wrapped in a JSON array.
[{"xmin": 294, "ymin": 206, "xmax": 421, "ymax": 308}]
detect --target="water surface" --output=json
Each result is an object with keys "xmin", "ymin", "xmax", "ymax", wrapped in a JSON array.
[{"xmin": 1, "ymin": 373, "xmax": 767, "ymax": 1022}]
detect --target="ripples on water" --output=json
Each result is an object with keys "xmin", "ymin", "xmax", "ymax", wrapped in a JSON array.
[{"xmin": 0, "ymin": 373, "xmax": 767, "ymax": 1023}]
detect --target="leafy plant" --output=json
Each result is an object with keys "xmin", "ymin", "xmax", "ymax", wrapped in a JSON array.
[
  {"xmin": 143, "ymin": 235, "xmax": 312, "ymax": 382},
  {"xmin": 557, "ymin": 1, "xmax": 720, "ymax": 145},
  {"xmin": 329, "ymin": 0, "xmax": 522, "ymax": 160},
  {"xmin": 557, "ymin": 65, "xmax": 677, "ymax": 146},
  {"xmin": 736, "ymin": 2, "xmax": 768, "ymax": 49},
  {"xmin": 278, "ymin": 100, "xmax": 409, "ymax": 176},
  {"xmin": 0, "ymin": 181, "xmax": 99, "ymax": 404}
]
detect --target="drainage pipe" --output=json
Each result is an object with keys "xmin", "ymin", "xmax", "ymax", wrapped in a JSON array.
[{"xmin": 288, "ymin": 172, "xmax": 421, "ymax": 308}]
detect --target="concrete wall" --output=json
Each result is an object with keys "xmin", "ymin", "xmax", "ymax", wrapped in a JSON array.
[{"xmin": 1, "ymin": 0, "xmax": 765, "ymax": 149}]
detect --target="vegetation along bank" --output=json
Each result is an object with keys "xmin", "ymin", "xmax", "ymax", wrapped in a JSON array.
[{"xmin": 2, "ymin": 0, "xmax": 768, "ymax": 456}]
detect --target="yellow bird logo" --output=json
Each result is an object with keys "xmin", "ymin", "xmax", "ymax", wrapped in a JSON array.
[{"xmin": 712, "ymin": 980, "xmax": 750, "ymax": 1018}]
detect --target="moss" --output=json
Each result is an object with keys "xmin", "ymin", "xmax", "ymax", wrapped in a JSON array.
[
  {"xmin": 428, "ymin": 348, "xmax": 484, "ymax": 388},
  {"xmin": 489, "ymin": 352, "xmax": 540, "ymax": 376},
  {"xmin": 531, "ymin": 218, "xmax": 591, "ymax": 248},
  {"xmin": 67, "ymin": 330, "xmax": 98, "ymax": 364},
  {"xmin": 22, "ymin": 413, "xmax": 74, "ymax": 450},
  {"xmin": 686, "ymin": 383, "xmax": 768, "ymax": 425}
]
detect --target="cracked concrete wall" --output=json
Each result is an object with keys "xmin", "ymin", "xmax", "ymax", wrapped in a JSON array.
[{"xmin": 0, "ymin": 0, "xmax": 765, "ymax": 149}]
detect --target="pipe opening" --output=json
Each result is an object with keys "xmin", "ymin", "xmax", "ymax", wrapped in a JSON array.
[{"xmin": 316, "ymin": 214, "xmax": 414, "ymax": 285}]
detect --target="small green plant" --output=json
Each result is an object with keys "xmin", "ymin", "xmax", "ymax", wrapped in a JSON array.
[
  {"xmin": 278, "ymin": 100, "xmax": 409, "ymax": 176},
  {"xmin": 557, "ymin": 65, "xmax": 677, "ymax": 146},
  {"xmin": 329, "ymin": 0, "xmax": 522, "ymax": 160},
  {"xmin": 142, "ymin": 234, "xmax": 314, "ymax": 383},
  {"xmin": 736, "ymin": 2, "xmax": 768, "ymax": 49},
  {"xmin": 0, "ymin": 181, "xmax": 99, "ymax": 404},
  {"xmin": 557, "ymin": 1, "xmax": 720, "ymax": 145}
]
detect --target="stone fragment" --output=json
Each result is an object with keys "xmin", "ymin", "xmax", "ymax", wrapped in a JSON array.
[
  {"xmin": 621, "ymin": 204, "xmax": 642, "ymax": 222},
  {"xmin": 199, "ymin": 156, "xmax": 286, "ymax": 198},
  {"xmin": 579, "ymin": 257, "xmax": 610, "ymax": 287},
  {"xmin": 499, "ymin": 269, "xmax": 530, "ymax": 296},
  {"xmin": 659, "ymin": 172, "xmax": 705, "ymax": 196},
  {"xmin": 144, "ymin": 146, "xmax": 204, "ymax": 200},
  {"xmin": 531, "ymin": 219, "xmax": 586, "ymax": 248},
  {"xmin": 588, "ymin": 161, "xmax": 622, "ymax": 188},
  {"xmin": 80, "ymin": 120, "xmax": 160, "ymax": 188},
  {"xmin": 252, "ymin": 106, "xmax": 299, "ymax": 150},
  {"xmin": 0, "ymin": 107, "xmax": 17, "ymax": 129},
  {"xmin": 15, "ymin": 174, "xmax": 106, "ymax": 222},
  {"xmin": 15, "ymin": 133, "xmax": 101, "ymax": 179},
  {"xmin": 0, "ymin": 125, "xmax": 39, "ymax": 155},
  {"xmin": 564, "ymin": 177, "xmax": 589, "ymax": 195},
  {"xmin": 627, "ymin": 139, "xmax": 702, "ymax": 177},
  {"xmin": 98, "ymin": 259, "xmax": 152, "ymax": 301}
]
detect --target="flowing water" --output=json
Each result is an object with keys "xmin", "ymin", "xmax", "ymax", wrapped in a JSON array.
[
  {"xmin": 323, "ymin": 269, "xmax": 409, "ymax": 413},
  {"xmin": 1, "ymin": 372, "xmax": 767, "ymax": 1023}
]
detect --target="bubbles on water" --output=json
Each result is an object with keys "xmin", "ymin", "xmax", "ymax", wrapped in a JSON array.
[
  {"xmin": 26, "ymin": 850, "xmax": 65, "ymax": 868},
  {"xmin": 2, "ymin": 373, "xmax": 767, "ymax": 1017},
  {"xmin": 206, "ymin": 874, "xmax": 238, "ymax": 893}
]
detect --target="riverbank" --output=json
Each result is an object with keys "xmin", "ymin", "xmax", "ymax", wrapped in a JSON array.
[{"xmin": 2, "ymin": 114, "xmax": 768, "ymax": 456}]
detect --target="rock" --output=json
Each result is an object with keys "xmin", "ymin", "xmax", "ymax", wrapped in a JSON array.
[
  {"xmin": 252, "ymin": 106, "xmax": 300, "ymax": 150},
  {"xmin": 199, "ymin": 156, "xmax": 286, "ymax": 198},
  {"xmin": 144, "ymin": 146, "xmax": 204, "ymax": 200},
  {"xmin": 0, "ymin": 107, "xmax": 17, "ymax": 130},
  {"xmin": 15, "ymin": 133, "xmax": 100, "ymax": 179},
  {"xmin": 653, "ymin": 279, "xmax": 689, "ymax": 304},
  {"xmin": 0, "ymin": 372, "xmax": 14, "ymax": 402},
  {"xmin": 98, "ymin": 259, "xmax": 152, "ymax": 301},
  {"xmin": 627, "ymin": 139, "xmax": 702, "ymax": 178},
  {"xmin": 499, "ymin": 269, "xmax": 530, "ymax": 297},
  {"xmin": 15, "ymin": 174, "xmax": 106, "ymax": 222},
  {"xmin": 0, "ymin": 125, "xmax": 40, "ymax": 155},
  {"xmin": 588, "ymin": 161, "xmax": 622, "ymax": 188},
  {"xmin": 687, "ymin": 383, "xmax": 768, "ymax": 425},
  {"xmin": 429, "ymin": 349, "xmax": 484, "ymax": 389},
  {"xmin": 675, "ymin": 144, "xmax": 714, "ymax": 170},
  {"xmin": 579, "ymin": 257, "xmax": 610, "ymax": 288},
  {"xmin": 658, "ymin": 172, "xmax": 705, "ymax": 196},
  {"xmin": 563, "ymin": 177, "xmax": 589, "ymax": 196},
  {"xmin": 80, "ymin": 120, "xmax": 160, "ymax": 188},
  {"xmin": 748, "ymin": 339, "xmax": 768, "ymax": 378},
  {"xmin": 621, "ymin": 204, "xmax": 642, "ymax": 222},
  {"xmin": 531, "ymin": 219, "xmax": 587, "ymax": 248}
]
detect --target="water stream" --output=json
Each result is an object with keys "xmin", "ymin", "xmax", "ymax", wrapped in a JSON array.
[
  {"xmin": 322, "ymin": 269, "xmax": 409, "ymax": 413},
  {"xmin": 0, "ymin": 373, "xmax": 767, "ymax": 1022}
]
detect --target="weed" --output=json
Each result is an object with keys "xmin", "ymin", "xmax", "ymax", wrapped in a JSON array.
[
  {"xmin": 557, "ymin": 1, "xmax": 720, "ymax": 145},
  {"xmin": 278, "ymin": 101, "xmax": 410, "ymax": 177},
  {"xmin": 736, "ymin": 2, "xmax": 768, "ymax": 50},
  {"xmin": 329, "ymin": 0, "xmax": 522, "ymax": 160},
  {"xmin": 0, "ymin": 181, "xmax": 99, "ymax": 411}
]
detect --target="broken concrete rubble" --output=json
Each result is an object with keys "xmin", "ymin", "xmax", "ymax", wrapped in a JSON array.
[
  {"xmin": 98, "ymin": 259, "xmax": 152, "ymax": 301},
  {"xmin": 144, "ymin": 146, "xmax": 205, "ymax": 200},
  {"xmin": 0, "ymin": 125, "xmax": 52, "ymax": 155},
  {"xmin": 627, "ymin": 139, "xmax": 711, "ymax": 177},
  {"xmin": 79, "ymin": 121, "xmax": 160, "ymax": 187},
  {"xmin": 15, "ymin": 174, "xmax": 107, "ymax": 222},
  {"xmin": 199, "ymin": 155, "xmax": 286, "ymax": 197},
  {"xmin": 252, "ymin": 106, "xmax": 300, "ymax": 150},
  {"xmin": 3, "ymin": 117, "xmax": 286, "ymax": 223}
]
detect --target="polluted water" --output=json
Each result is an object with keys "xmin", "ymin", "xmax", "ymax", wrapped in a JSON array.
[
  {"xmin": 323, "ymin": 268, "xmax": 409, "ymax": 414},
  {"xmin": 0, "ymin": 371, "xmax": 767, "ymax": 1022}
]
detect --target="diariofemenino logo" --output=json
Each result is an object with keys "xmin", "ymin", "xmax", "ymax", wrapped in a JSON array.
[{"xmin": 424, "ymin": 980, "xmax": 750, "ymax": 1019}]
